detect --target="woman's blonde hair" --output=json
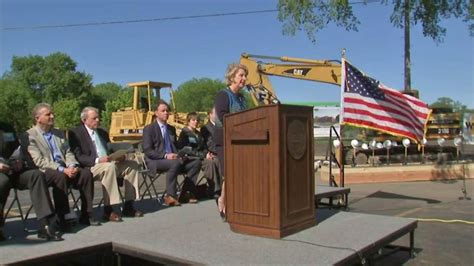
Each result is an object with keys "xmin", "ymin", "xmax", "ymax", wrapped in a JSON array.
[{"xmin": 225, "ymin": 63, "xmax": 248, "ymax": 86}]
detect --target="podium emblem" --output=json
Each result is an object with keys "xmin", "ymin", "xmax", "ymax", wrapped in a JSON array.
[{"xmin": 287, "ymin": 118, "xmax": 307, "ymax": 160}]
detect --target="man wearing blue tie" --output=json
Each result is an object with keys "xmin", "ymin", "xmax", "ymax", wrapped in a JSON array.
[
  {"xmin": 25, "ymin": 103, "xmax": 97, "ymax": 229},
  {"xmin": 143, "ymin": 100, "xmax": 201, "ymax": 206}
]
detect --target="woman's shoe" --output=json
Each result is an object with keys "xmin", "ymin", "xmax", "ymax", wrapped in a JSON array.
[
  {"xmin": 217, "ymin": 197, "xmax": 226, "ymax": 221},
  {"xmin": 37, "ymin": 225, "xmax": 63, "ymax": 241}
]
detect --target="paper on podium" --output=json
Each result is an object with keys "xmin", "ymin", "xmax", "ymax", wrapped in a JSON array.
[{"xmin": 109, "ymin": 149, "xmax": 128, "ymax": 161}]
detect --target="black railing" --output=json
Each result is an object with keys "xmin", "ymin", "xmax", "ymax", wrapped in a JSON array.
[{"xmin": 325, "ymin": 125, "xmax": 344, "ymax": 188}]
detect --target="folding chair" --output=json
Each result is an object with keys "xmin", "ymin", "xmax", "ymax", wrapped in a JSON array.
[
  {"xmin": 67, "ymin": 187, "xmax": 82, "ymax": 212},
  {"xmin": 135, "ymin": 146, "xmax": 193, "ymax": 205},
  {"xmin": 135, "ymin": 148, "xmax": 165, "ymax": 204},
  {"xmin": 4, "ymin": 188, "xmax": 33, "ymax": 232}
]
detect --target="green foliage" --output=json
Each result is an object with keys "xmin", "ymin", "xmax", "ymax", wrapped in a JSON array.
[
  {"xmin": 277, "ymin": 0, "xmax": 472, "ymax": 43},
  {"xmin": 0, "ymin": 78, "xmax": 36, "ymax": 131},
  {"xmin": 387, "ymin": 0, "xmax": 471, "ymax": 43},
  {"xmin": 0, "ymin": 52, "xmax": 99, "ymax": 132},
  {"xmin": 174, "ymin": 78, "xmax": 226, "ymax": 112},
  {"xmin": 5, "ymin": 52, "xmax": 93, "ymax": 104},
  {"xmin": 430, "ymin": 97, "xmax": 472, "ymax": 114},
  {"xmin": 53, "ymin": 99, "xmax": 81, "ymax": 130},
  {"xmin": 101, "ymin": 88, "xmax": 133, "ymax": 130},
  {"xmin": 91, "ymin": 82, "xmax": 124, "ymax": 111},
  {"xmin": 278, "ymin": 0, "xmax": 359, "ymax": 43}
]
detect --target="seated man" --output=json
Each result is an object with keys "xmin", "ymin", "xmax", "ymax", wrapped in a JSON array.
[
  {"xmin": 200, "ymin": 108, "xmax": 218, "ymax": 158},
  {"xmin": 26, "ymin": 103, "xmax": 98, "ymax": 227},
  {"xmin": 143, "ymin": 100, "xmax": 202, "ymax": 206},
  {"xmin": 0, "ymin": 154, "xmax": 63, "ymax": 241},
  {"xmin": 68, "ymin": 107, "xmax": 143, "ymax": 221}
]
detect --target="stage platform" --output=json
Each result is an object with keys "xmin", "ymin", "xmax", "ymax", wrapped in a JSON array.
[
  {"xmin": 316, "ymin": 185, "xmax": 351, "ymax": 208},
  {"xmin": 320, "ymin": 162, "xmax": 473, "ymax": 184},
  {"xmin": 0, "ymin": 199, "xmax": 417, "ymax": 265}
]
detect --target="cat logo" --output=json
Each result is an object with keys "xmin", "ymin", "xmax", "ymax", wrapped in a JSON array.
[{"xmin": 283, "ymin": 68, "xmax": 311, "ymax": 77}]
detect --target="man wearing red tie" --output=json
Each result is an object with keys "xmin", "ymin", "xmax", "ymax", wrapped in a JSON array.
[{"xmin": 142, "ymin": 100, "xmax": 201, "ymax": 206}]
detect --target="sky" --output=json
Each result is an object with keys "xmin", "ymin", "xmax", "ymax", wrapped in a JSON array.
[{"xmin": 1, "ymin": 0, "xmax": 473, "ymax": 108}]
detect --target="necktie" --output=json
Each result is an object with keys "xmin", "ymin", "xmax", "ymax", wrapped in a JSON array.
[
  {"xmin": 93, "ymin": 130, "xmax": 107, "ymax": 157},
  {"xmin": 162, "ymin": 125, "xmax": 173, "ymax": 153},
  {"xmin": 44, "ymin": 132, "xmax": 63, "ymax": 164}
]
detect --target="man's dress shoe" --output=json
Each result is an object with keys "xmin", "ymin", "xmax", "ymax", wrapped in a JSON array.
[
  {"xmin": 122, "ymin": 208, "xmax": 144, "ymax": 218},
  {"xmin": 164, "ymin": 195, "xmax": 181, "ymax": 206},
  {"xmin": 188, "ymin": 193, "xmax": 198, "ymax": 204},
  {"xmin": 37, "ymin": 225, "xmax": 63, "ymax": 241},
  {"xmin": 57, "ymin": 220, "xmax": 73, "ymax": 233},
  {"xmin": 79, "ymin": 215, "xmax": 102, "ymax": 226},
  {"xmin": 103, "ymin": 211, "xmax": 123, "ymax": 222},
  {"xmin": 178, "ymin": 192, "xmax": 198, "ymax": 204}
]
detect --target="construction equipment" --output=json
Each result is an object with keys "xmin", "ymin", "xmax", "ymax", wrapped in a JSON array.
[
  {"xmin": 109, "ymin": 81, "xmax": 187, "ymax": 143},
  {"xmin": 239, "ymin": 53, "xmax": 463, "ymax": 165},
  {"xmin": 426, "ymin": 107, "xmax": 461, "ymax": 140},
  {"xmin": 240, "ymin": 53, "xmax": 342, "ymax": 106}
]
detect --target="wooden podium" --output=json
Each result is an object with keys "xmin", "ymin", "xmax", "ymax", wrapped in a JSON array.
[{"xmin": 224, "ymin": 104, "xmax": 315, "ymax": 238}]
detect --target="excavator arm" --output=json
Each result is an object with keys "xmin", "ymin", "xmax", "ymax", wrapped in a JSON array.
[{"xmin": 240, "ymin": 53, "xmax": 342, "ymax": 106}]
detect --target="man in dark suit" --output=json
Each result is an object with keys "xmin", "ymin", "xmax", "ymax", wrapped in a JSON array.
[
  {"xmin": 142, "ymin": 100, "xmax": 201, "ymax": 206},
  {"xmin": 0, "ymin": 153, "xmax": 63, "ymax": 241},
  {"xmin": 200, "ymin": 108, "xmax": 218, "ymax": 156},
  {"xmin": 68, "ymin": 107, "xmax": 143, "ymax": 221},
  {"xmin": 26, "ymin": 103, "xmax": 98, "ymax": 228},
  {"xmin": 197, "ymin": 108, "xmax": 222, "ymax": 196}
]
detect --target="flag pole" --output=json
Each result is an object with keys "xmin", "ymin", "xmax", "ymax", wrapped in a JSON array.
[{"xmin": 339, "ymin": 49, "xmax": 347, "ymax": 188}]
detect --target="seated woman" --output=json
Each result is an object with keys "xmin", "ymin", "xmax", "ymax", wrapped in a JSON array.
[{"xmin": 177, "ymin": 112, "xmax": 222, "ymax": 198}]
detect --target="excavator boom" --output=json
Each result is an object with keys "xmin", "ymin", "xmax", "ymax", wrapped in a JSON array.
[{"xmin": 240, "ymin": 53, "xmax": 342, "ymax": 106}]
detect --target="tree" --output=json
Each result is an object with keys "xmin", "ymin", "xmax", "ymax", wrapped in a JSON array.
[
  {"xmin": 0, "ymin": 78, "xmax": 36, "ymax": 132},
  {"xmin": 91, "ymin": 82, "xmax": 124, "ymax": 111},
  {"xmin": 101, "ymin": 88, "xmax": 133, "ymax": 130},
  {"xmin": 4, "ymin": 52, "xmax": 93, "ymax": 105},
  {"xmin": 173, "ymin": 78, "xmax": 226, "ymax": 112},
  {"xmin": 430, "ymin": 97, "xmax": 472, "ymax": 114},
  {"xmin": 0, "ymin": 52, "xmax": 98, "ymax": 132},
  {"xmin": 277, "ymin": 0, "xmax": 472, "ymax": 91},
  {"xmin": 277, "ymin": 0, "xmax": 472, "ymax": 43},
  {"xmin": 53, "ymin": 98, "xmax": 82, "ymax": 130}
]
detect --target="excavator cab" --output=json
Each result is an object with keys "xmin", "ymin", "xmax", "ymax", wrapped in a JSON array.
[{"xmin": 109, "ymin": 81, "xmax": 172, "ymax": 143}]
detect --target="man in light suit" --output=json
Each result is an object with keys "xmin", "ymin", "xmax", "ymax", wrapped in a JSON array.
[
  {"xmin": 68, "ymin": 107, "xmax": 143, "ymax": 222},
  {"xmin": 143, "ymin": 100, "xmax": 201, "ymax": 206},
  {"xmin": 26, "ymin": 103, "xmax": 99, "ymax": 227}
]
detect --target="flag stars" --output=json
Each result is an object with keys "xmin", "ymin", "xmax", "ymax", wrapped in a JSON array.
[{"xmin": 345, "ymin": 63, "xmax": 385, "ymax": 100}]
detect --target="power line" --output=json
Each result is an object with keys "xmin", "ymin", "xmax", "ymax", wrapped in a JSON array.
[
  {"xmin": 2, "ymin": 9, "xmax": 278, "ymax": 31},
  {"xmin": 2, "ymin": 1, "xmax": 381, "ymax": 31}
]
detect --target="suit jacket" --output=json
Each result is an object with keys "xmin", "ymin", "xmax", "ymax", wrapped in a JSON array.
[
  {"xmin": 143, "ymin": 120, "xmax": 177, "ymax": 168},
  {"xmin": 200, "ymin": 122, "xmax": 217, "ymax": 154},
  {"xmin": 68, "ymin": 124, "xmax": 110, "ymax": 168},
  {"xmin": 177, "ymin": 127, "xmax": 207, "ymax": 157},
  {"xmin": 26, "ymin": 126, "xmax": 78, "ymax": 172}
]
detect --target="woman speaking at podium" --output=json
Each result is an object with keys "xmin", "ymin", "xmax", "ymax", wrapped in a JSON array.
[{"xmin": 213, "ymin": 63, "xmax": 248, "ymax": 220}]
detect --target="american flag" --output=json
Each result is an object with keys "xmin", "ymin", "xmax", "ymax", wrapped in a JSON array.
[{"xmin": 341, "ymin": 60, "xmax": 431, "ymax": 143}]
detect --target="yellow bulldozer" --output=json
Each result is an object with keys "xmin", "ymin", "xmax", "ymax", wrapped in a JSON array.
[{"xmin": 109, "ymin": 81, "xmax": 188, "ymax": 143}]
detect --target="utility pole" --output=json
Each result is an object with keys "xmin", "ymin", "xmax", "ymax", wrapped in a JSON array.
[{"xmin": 404, "ymin": 0, "xmax": 411, "ymax": 92}]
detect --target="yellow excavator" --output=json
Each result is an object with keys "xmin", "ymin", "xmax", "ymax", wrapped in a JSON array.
[
  {"xmin": 240, "ymin": 52, "xmax": 342, "ymax": 106},
  {"xmin": 109, "ymin": 81, "xmax": 188, "ymax": 143}
]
